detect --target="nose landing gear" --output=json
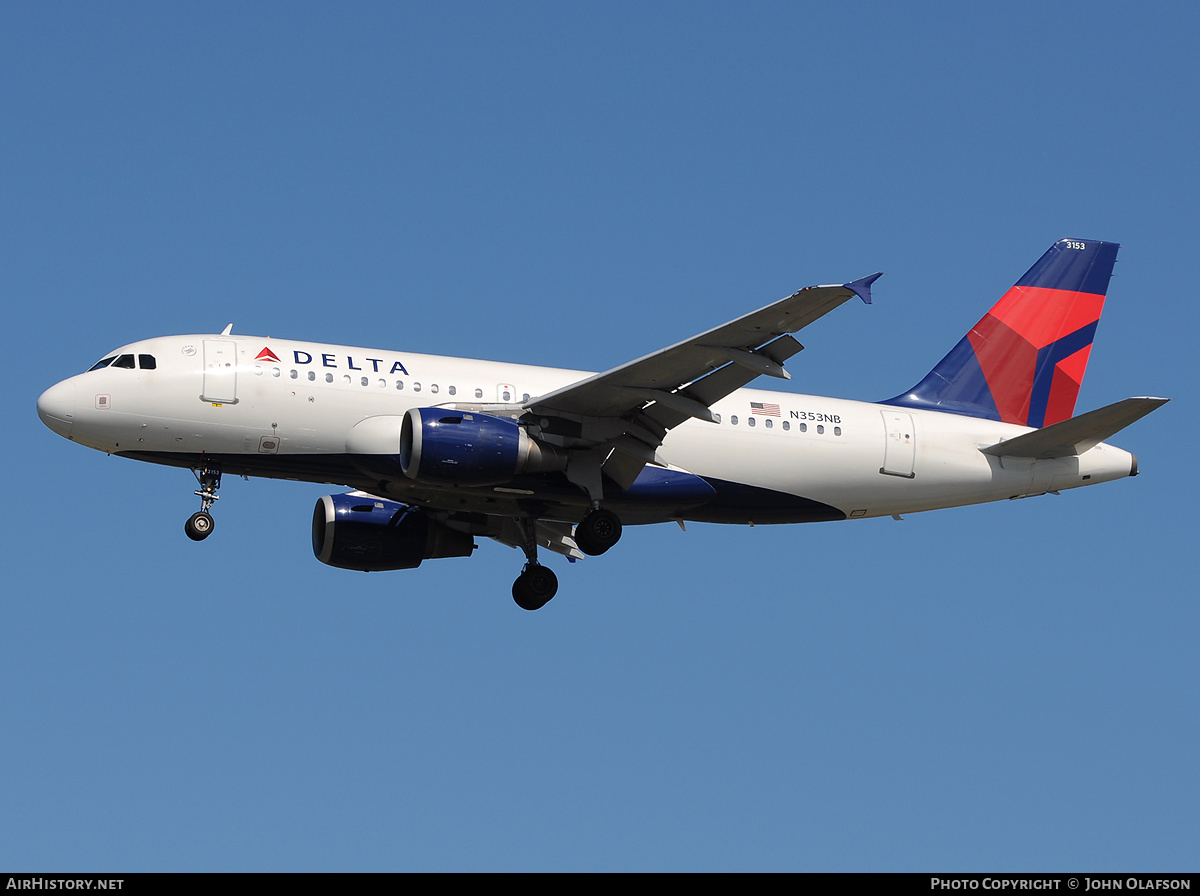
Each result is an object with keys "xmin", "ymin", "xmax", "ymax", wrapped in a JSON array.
[
  {"xmin": 185, "ymin": 510, "xmax": 215, "ymax": 541},
  {"xmin": 185, "ymin": 463, "xmax": 222, "ymax": 541}
]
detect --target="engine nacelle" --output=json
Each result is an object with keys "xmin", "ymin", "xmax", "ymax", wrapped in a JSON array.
[
  {"xmin": 399, "ymin": 407, "xmax": 565, "ymax": 486},
  {"xmin": 312, "ymin": 493, "xmax": 475, "ymax": 571}
]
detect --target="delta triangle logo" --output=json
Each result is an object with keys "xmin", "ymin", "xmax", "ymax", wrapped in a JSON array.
[{"xmin": 255, "ymin": 347, "xmax": 281, "ymax": 363}]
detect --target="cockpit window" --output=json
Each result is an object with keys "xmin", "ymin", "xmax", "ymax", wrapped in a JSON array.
[
  {"xmin": 112, "ymin": 354, "xmax": 136, "ymax": 369},
  {"xmin": 88, "ymin": 356, "xmax": 116, "ymax": 372},
  {"xmin": 138, "ymin": 354, "xmax": 156, "ymax": 369}
]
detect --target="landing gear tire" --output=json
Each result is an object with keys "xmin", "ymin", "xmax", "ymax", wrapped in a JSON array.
[
  {"xmin": 187, "ymin": 463, "xmax": 221, "ymax": 542},
  {"xmin": 574, "ymin": 508, "xmax": 622, "ymax": 556},
  {"xmin": 185, "ymin": 511, "xmax": 215, "ymax": 541},
  {"xmin": 512, "ymin": 563, "xmax": 558, "ymax": 611}
]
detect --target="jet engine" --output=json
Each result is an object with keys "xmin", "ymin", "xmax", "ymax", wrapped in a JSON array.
[
  {"xmin": 312, "ymin": 493, "xmax": 475, "ymax": 571},
  {"xmin": 399, "ymin": 407, "xmax": 566, "ymax": 486}
]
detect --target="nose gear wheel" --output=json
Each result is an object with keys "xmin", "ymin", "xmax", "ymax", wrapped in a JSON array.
[
  {"xmin": 185, "ymin": 462, "xmax": 222, "ymax": 541},
  {"xmin": 185, "ymin": 511, "xmax": 215, "ymax": 541}
]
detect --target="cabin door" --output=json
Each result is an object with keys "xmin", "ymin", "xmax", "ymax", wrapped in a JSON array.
[
  {"xmin": 880, "ymin": 410, "xmax": 915, "ymax": 478},
  {"xmin": 201, "ymin": 340, "xmax": 238, "ymax": 404}
]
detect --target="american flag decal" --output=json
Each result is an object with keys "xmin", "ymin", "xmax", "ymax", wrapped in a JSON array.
[{"xmin": 750, "ymin": 402, "xmax": 780, "ymax": 416}]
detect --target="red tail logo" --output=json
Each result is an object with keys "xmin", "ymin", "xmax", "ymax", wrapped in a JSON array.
[{"xmin": 886, "ymin": 239, "xmax": 1119, "ymax": 427}]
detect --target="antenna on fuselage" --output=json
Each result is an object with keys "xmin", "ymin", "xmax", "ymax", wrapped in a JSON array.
[{"xmin": 220, "ymin": 324, "xmax": 233, "ymax": 335}]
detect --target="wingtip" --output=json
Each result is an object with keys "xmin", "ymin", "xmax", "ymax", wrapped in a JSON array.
[{"xmin": 845, "ymin": 272, "xmax": 882, "ymax": 305}]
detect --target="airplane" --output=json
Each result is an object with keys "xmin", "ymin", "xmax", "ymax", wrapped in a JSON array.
[{"xmin": 37, "ymin": 238, "xmax": 1167, "ymax": 610}]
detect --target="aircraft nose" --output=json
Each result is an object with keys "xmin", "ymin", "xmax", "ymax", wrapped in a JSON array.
[{"xmin": 37, "ymin": 379, "xmax": 77, "ymax": 438}]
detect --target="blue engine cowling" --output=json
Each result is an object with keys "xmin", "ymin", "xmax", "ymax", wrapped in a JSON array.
[
  {"xmin": 312, "ymin": 493, "xmax": 475, "ymax": 571},
  {"xmin": 399, "ymin": 407, "xmax": 565, "ymax": 486}
]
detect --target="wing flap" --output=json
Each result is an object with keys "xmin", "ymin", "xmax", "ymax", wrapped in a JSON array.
[{"xmin": 491, "ymin": 519, "xmax": 584, "ymax": 560}]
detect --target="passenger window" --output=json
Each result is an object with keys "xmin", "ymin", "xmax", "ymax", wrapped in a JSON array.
[
  {"xmin": 307, "ymin": 371, "xmax": 316, "ymax": 381},
  {"xmin": 413, "ymin": 383, "xmax": 422, "ymax": 392},
  {"xmin": 431, "ymin": 384, "xmax": 439, "ymax": 394},
  {"xmin": 834, "ymin": 426, "xmax": 842, "ymax": 436},
  {"xmin": 448, "ymin": 386, "xmax": 456, "ymax": 396},
  {"xmin": 747, "ymin": 417, "xmax": 756, "ymax": 427},
  {"xmin": 817, "ymin": 424, "xmax": 824, "ymax": 434},
  {"xmin": 799, "ymin": 423, "xmax": 807, "ymax": 432},
  {"xmin": 138, "ymin": 354, "xmax": 156, "ymax": 369},
  {"xmin": 474, "ymin": 388, "xmax": 483, "ymax": 399},
  {"xmin": 360, "ymin": 377, "xmax": 368, "ymax": 387},
  {"xmin": 396, "ymin": 380, "xmax": 404, "ymax": 390},
  {"xmin": 290, "ymin": 370, "xmax": 298, "ymax": 379},
  {"xmin": 764, "ymin": 419, "xmax": 772, "ymax": 429},
  {"xmin": 325, "ymin": 373, "xmax": 333, "ymax": 383},
  {"xmin": 88, "ymin": 356, "xmax": 116, "ymax": 371},
  {"xmin": 112, "ymin": 354, "xmax": 135, "ymax": 369},
  {"xmin": 731, "ymin": 415, "xmax": 739, "ymax": 425},
  {"xmin": 782, "ymin": 421, "xmax": 790, "ymax": 431}
]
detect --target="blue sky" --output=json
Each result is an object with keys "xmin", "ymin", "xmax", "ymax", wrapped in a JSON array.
[{"xmin": 3, "ymin": 2, "xmax": 1196, "ymax": 871}]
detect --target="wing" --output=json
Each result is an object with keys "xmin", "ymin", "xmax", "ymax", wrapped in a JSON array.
[{"xmin": 523, "ymin": 274, "xmax": 881, "ymax": 498}]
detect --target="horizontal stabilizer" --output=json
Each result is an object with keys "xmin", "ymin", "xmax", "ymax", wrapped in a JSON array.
[{"xmin": 980, "ymin": 397, "xmax": 1169, "ymax": 459}]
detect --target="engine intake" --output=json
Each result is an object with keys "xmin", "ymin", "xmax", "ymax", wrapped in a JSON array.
[
  {"xmin": 312, "ymin": 493, "xmax": 474, "ymax": 571},
  {"xmin": 399, "ymin": 407, "xmax": 565, "ymax": 485}
]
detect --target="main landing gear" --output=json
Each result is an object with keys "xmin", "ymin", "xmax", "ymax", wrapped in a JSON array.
[
  {"xmin": 510, "ymin": 516, "xmax": 561, "ymax": 611},
  {"xmin": 512, "ymin": 563, "xmax": 559, "ymax": 612},
  {"xmin": 573, "ymin": 507, "xmax": 622, "ymax": 556},
  {"xmin": 185, "ymin": 463, "xmax": 222, "ymax": 542},
  {"xmin": 508, "ymin": 507, "xmax": 624, "ymax": 610}
]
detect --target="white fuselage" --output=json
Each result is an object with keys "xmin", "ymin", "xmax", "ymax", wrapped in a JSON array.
[{"xmin": 37, "ymin": 333, "xmax": 1137, "ymax": 526}]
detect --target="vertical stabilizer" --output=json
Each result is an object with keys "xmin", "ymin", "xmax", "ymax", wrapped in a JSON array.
[{"xmin": 886, "ymin": 238, "xmax": 1119, "ymax": 427}]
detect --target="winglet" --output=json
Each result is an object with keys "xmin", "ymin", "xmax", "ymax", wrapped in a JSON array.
[{"xmin": 845, "ymin": 272, "xmax": 882, "ymax": 305}]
